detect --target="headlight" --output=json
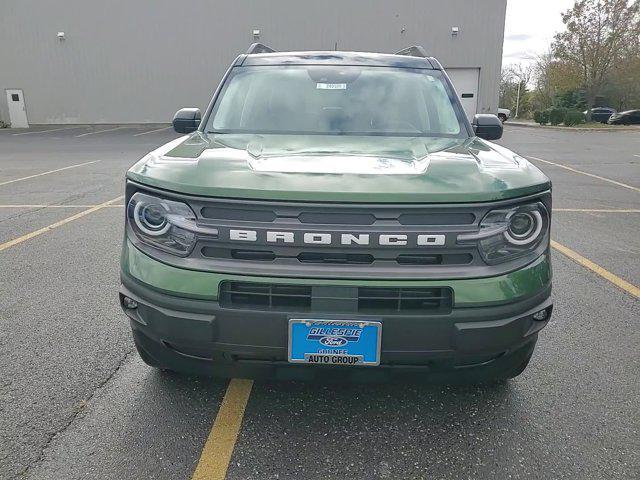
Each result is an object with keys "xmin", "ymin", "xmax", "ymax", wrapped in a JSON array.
[
  {"xmin": 134, "ymin": 202, "xmax": 171, "ymax": 236},
  {"xmin": 457, "ymin": 202, "xmax": 549, "ymax": 264},
  {"xmin": 504, "ymin": 210, "xmax": 543, "ymax": 245},
  {"xmin": 127, "ymin": 192, "xmax": 215, "ymax": 256}
]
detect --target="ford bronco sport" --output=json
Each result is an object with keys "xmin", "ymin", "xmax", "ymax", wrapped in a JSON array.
[{"xmin": 120, "ymin": 44, "xmax": 552, "ymax": 382}]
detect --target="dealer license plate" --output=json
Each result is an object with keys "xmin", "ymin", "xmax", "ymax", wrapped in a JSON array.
[{"xmin": 288, "ymin": 319, "xmax": 381, "ymax": 366}]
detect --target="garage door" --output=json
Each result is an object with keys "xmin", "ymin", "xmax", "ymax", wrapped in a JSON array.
[{"xmin": 446, "ymin": 68, "xmax": 479, "ymax": 120}]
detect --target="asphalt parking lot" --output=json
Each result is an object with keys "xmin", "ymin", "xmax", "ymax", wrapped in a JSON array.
[{"xmin": 1, "ymin": 123, "xmax": 638, "ymax": 480}]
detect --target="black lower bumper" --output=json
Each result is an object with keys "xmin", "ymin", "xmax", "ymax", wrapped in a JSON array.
[{"xmin": 120, "ymin": 274, "xmax": 552, "ymax": 381}]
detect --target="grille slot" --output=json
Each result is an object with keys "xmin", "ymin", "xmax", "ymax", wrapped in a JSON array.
[
  {"xmin": 396, "ymin": 253, "xmax": 473, "ymax": 265},
  {"xmin": 201, "ymin": 247, "xmax": 278, "ymax": 261},
  {"xmin": 298, "ymin": 252, "xmax": 374, "ymax": 265},
  {"xmin": 231, "ymin": 249, "xmax": 276, "ymax": 261},
  {"xmin": 220, "ymin": 282, "xmax": 312, "ymax": 310},
  {"xmin": 358, "ymin": 287, "xmax": 452, "ymax": 313},
  {"xmin": 200, "ymin": 207, "xmax": 276, "ymax": 222},
  {"xmin": 219, "ymin": 281, "xmax": 452, "ymax": 314},
  {"xmin": 398, "ymin": 213, "xmax": 475, "ymax": 225},
  {"xmin": 298, "ymin": 212, "xmax": 376, "ymax": 225},
  {"xmin": 397, "ymin": 254, "xmax": 443, "ymax": 265}
]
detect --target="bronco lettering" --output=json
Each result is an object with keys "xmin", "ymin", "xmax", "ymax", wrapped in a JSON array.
[{"xmin": 228, "ymin": 229, "xmax": 446, "ymax": 247}]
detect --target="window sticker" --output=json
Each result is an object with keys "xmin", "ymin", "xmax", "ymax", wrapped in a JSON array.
[{"xmin": 316, "ymin": 83, "xmax": 347, "ymax": 90}]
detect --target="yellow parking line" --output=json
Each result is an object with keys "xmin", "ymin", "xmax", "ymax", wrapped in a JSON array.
[
  {"xmin": 528, "ymin": 156, "xmax": 640, "ymax": 193},
  {"xmin": 551, "ymin": 240, "xmax": 639, "ymax": 298},
  {"xmin": 0, "ymin": 160, "xmax": 101, "ymax": 187},
  {"xmin": 192, "ymin": 379, "xmax": 254, "ymax": 480},
  {"xmin": 133, "ymin": 126, "xmax": 170, "ymax": 136},
  {"xmin": 553, "ymin": 208, "xmax": 640, "ymax": 213},
  {"xmin": 0, "ymin": 196, "xmax": 123, "ymax": 252}
]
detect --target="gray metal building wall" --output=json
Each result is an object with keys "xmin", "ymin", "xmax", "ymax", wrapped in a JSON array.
[{"xmin": 0, "ymin": 0, "xmax": 506, "ymax": 125}]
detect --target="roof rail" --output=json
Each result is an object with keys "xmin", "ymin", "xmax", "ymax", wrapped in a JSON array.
[
  {"xmin": 246, "ymin": 43, "xmax": 276, "ymax": 54},
  {"xmin": 394, "ymin": 45, "xmax": 429, "ymax": 58}
]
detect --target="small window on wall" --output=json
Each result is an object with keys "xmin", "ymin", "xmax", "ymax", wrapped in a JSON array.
[{"xmin": 11, "ymin": 94, "xmax": 19, "ymax": 101}]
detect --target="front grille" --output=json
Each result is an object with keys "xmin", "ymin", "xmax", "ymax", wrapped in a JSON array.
[
  {"xmin": 188, "ymin": 197, "xmax": 490, "ymax": 278},
  {"xmin": 219, "ymin": 281, "xmax": 453, "ymax": 314}
]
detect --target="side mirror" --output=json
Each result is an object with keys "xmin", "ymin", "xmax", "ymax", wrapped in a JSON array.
[
  {"xmin": 172, "ymin": 108, "xmax": 201, "ymax": 133},
  {"xmin": 472, "ymin": 114, "xmax": 503, "ymax": 140}
]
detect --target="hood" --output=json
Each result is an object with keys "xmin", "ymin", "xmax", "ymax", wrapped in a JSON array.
[{"xmin": 126, "ymin": 132, "xmax": 550, "ymax": 203}]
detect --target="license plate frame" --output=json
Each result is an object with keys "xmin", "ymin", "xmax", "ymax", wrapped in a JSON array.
[{"xmin": 287, "ymin": 319, "xmax": 382, "ymax": 367}]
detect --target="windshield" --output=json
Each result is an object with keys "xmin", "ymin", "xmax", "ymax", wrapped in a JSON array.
[{"xmin": 206, "ymin": 65, "xmax": 467, "ymax": 138}]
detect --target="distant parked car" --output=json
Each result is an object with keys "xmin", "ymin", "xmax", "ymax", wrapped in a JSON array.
[
  {"xmin": 607, "ymin": 109, "xmax": 640, "ymax": 125},
  {"xmin": 582, "ymin": 107, "xmax": 615, "ymax": 123},
  {"xmin": 498, "ymin": 108, "xmax": 511, "ymax": 122}
]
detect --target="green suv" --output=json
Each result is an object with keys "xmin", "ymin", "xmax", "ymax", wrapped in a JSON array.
[{"xmin": 120, "ymin": 44, "xmax": 552, "ymax": 382}]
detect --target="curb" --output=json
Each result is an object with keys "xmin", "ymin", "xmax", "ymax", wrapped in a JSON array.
[{"xmin": 506, "ymin": 121, "xmax": 640, "ymax": 132}]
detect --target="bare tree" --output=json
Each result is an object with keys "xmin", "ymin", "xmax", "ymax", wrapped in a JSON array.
[
  {"xmin": 506, "ymin": 63, "xmax": 534, "ymax": 88},
  {"xmin": 552, "ymin": 0, "xmax": 640, "ymax": 119},
  {"xmin": 503, "ymin": 63, "xmax": 533, "ymax": 117},
  {"xmin": 532, "ymin": 51, "xmax": 563, "ymax": 111}
]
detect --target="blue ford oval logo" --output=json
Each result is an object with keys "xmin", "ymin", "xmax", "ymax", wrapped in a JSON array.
[{"xmin": 319, "ymin": 336, "xmax": 348, "ymax": 347}]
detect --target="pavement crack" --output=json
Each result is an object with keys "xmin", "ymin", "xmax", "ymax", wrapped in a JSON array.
[
  {"xmin": 0, "ymin": 208, "xmax": 42, "ymax": 224},
  {"xmin": 17, "ymin": 347, "xmax": 136, "ymax": 479},
  {"xmin": 0, "ymin": 186, "xmax": 109, "ymax": 224}
]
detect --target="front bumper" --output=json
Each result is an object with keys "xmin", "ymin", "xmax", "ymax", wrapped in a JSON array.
[{"xmin": 120, "ymin": 242, "xmax": 552, "ymax": 380}]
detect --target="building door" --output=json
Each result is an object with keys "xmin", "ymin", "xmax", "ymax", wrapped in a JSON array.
[
  {"xmin": 6, "ymin": 89, "xmax": 29, "ymax": 128},
  {"xmin": 446, "ymin": 69, "xmax": 479, "ymax": 120}
]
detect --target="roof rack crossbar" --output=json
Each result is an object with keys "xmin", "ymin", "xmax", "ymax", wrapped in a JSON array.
[
  {"xmin": 246, "ymin": 43, "xmax": 276, "ymax": 54},
  {"xmin": 394, "ymin": 45, "xmax": 429, "ymax": 58}
]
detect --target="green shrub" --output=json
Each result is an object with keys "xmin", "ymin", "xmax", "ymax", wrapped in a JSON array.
[
  {"xmin": 533, "ymin": 111, "xmax": 542, "ymax": 124},
  {"xmin": 563, "ymin": 110, "xmax": 585, "ymax": 126},
  {"xmin": 533, "ymin": 110, "xmax": 549, "ymax": 125},
  {"xmin": 549, "ymin": 107, "xmax": 567, "ymax": 126}
]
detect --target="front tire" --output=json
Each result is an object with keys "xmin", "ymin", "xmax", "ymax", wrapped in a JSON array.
[{"xmin": 498, "ymin": 113, "xmax": 507, "ymax": 123}]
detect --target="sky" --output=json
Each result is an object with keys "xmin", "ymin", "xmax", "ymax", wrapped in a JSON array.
[{"xmin": 503, "ymin": 0, "xmax": 576, "ymax": 67}]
